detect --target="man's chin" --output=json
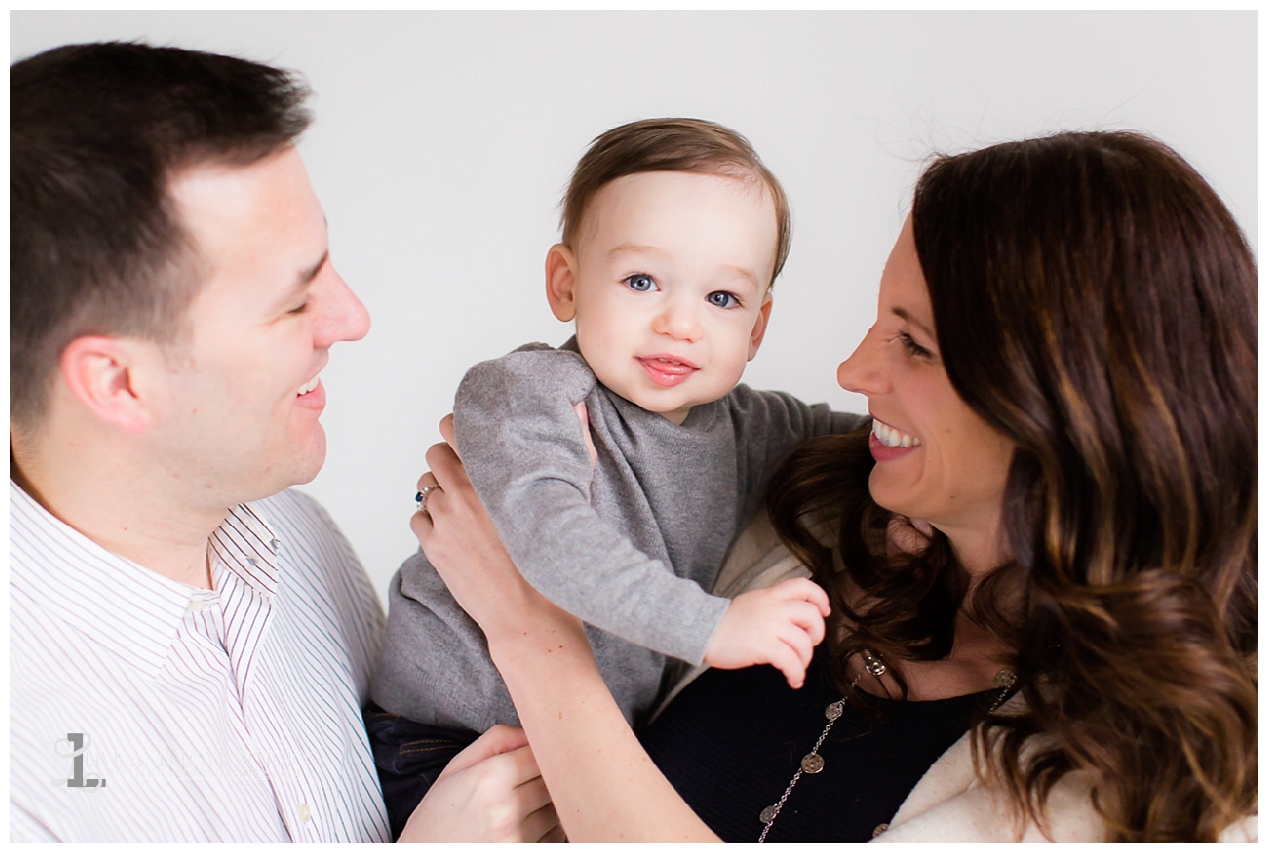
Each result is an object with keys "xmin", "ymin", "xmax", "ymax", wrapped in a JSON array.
[{"xmin": 274, "ymin": 434, "xmax": 327, "ymax": 491}]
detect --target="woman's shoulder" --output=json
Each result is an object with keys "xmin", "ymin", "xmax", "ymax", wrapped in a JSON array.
[{"xmin": 877, "ymin": 706, "xmax": 1258, "ymax": 843}]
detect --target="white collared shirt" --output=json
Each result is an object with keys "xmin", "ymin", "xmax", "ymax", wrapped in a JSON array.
[{"xmin": 10, "ymin": 482, "xmax": 392, "ymax": 842}]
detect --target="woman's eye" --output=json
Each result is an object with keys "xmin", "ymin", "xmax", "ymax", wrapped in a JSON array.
[
  {"xmin": 898, "ymin": 331, "xmax": 933, "ymax": 358},
  {"xmin": 288, "ymin": 302, "xmax": 309, "ymax": 315},
  {"xmin": 624, "ymin": 274, "xmax": 656, "ymax": 292},
  {"xmin": 707, "ymin": 291, "xmax": 739, "ymax": 309}
]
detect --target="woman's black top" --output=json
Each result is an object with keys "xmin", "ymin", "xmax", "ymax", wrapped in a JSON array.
[{"xmin": 639, "ymin": 645, "xmax": 996, "ymax": 842}]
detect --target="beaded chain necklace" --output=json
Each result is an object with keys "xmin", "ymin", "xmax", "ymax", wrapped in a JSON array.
[{"xmin": 757, "ymin": 649, "xmax": 1017, "ymax": 843}]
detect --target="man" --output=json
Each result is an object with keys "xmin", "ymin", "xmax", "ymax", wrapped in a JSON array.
[{"xmin": 10, "ymin": 42, "xmax": 556, "ymax": 842}]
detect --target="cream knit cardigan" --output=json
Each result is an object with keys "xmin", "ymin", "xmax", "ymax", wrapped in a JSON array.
[{"xmin": 658, "ymin": 511, "xmax": 1258, "ymax": 843}]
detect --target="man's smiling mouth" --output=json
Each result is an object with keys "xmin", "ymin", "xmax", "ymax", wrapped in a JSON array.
[{"xmin": 297, "ymin": 374, "xmax": 321, "ymax": 396}]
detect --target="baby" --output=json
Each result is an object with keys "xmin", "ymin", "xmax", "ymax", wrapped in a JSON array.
[{"xmin": 369, "ymin": 119, "xmax": 864, "ymax": 828}]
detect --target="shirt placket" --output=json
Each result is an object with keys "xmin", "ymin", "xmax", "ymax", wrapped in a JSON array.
[{"xmin": 214, "ymin": 536, "xmax": 326, "ymax": 841}]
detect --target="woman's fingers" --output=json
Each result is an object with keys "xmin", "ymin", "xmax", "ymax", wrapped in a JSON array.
[
  {"xmin": 573, "ymin": 402, "xmax": 598, "ymax": 467},
  {"xmin": 425, "ymin": 440, "xmax": 465, "ymax": 488},
  {"xmin": 438, "ymin": 412, "xmax": 458, "ymax": 454},
  {"xmin": 409, "ymin": 505, "xmax": 434, "ymax": 546}
]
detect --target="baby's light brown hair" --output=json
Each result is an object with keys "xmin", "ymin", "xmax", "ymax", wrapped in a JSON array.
[{"xmin": 561, "ymin": 118, "xmax": 792, "ymax": 284}]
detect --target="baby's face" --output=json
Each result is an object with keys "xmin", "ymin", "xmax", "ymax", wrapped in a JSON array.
[{"xmin": 559, "ymin": 171, "xmax": 778, "ymax": 424}]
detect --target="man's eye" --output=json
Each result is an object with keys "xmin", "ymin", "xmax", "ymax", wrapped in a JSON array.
[
  {"xmin": 624, "ymin": 274, "xmax": 656, "ymax": 292},
  {"xmin": 707, "ymin": 291, "xmax": 739, "ymax": 309}
]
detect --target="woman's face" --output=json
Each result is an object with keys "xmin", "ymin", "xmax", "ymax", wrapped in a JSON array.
[{"xmin": 837, "ymin": 217, "xmax": 1016, "ymax": 539}]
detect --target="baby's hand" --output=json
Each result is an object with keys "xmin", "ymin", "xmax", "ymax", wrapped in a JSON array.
[{"xmin": 703, "ymin": 578, "xmax": 830, "ymax": 689}]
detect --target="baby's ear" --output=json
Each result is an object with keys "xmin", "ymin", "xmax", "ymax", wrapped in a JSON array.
[
  {"xmin": 747, "ymin": 289, "xmax": 775, "ymax": 360},
  {"xmin": 545, "ymin": 244, "xmax": 579, "ymax": 322}
]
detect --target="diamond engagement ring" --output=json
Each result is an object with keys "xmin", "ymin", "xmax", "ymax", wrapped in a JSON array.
[{"xmin": 415, "ymin": 485, "xmax": 438, "ymax": 513}]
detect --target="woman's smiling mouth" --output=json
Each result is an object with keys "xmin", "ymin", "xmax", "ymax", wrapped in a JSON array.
[
  {"xmin": 871, "ymin": 417, "xmax": 921, "ymax": 448},
  {"xmin": 868, "ymin": 416, "xmax": 921, "ymax": 462}
]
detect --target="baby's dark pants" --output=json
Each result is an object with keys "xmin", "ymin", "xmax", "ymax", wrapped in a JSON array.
[{"xmin": 363, "ymin": 702, "xmax": 478, "ymax": 840}]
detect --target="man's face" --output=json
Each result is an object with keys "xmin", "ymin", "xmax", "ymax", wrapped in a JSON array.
[
  {"xmin": 152, "ymin": 147, "xmax": 369, "ymax": 508},
  {"xmin": 565, "ymin": 171, "xmax": 777, "ymax": 425}
]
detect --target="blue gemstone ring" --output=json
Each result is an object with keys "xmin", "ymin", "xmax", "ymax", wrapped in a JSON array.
[{"xmin": 415, "ymin": 485, "xmax": 438, "ymax": 514}]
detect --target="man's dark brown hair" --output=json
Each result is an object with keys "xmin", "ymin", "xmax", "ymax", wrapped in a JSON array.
[
  {"xmin": 560, "ymin": 118, "xmax": 791, "ymax": 282},
  {"xmin": 11, "ymin": 41, "xmax": 312, "ymax": 430}
]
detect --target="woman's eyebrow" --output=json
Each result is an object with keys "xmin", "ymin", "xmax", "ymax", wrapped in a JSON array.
[{"xmin": 892, "ymin": 306, "xmax": 935, "ymax": 339}]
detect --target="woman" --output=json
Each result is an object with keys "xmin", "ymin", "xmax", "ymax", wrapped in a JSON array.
[{"xmin": 412, "ymin": 131, "xmax": 1257, "ymax": 842}]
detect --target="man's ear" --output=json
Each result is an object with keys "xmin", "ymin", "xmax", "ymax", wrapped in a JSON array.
[
  {"xmin": 545, "ymin": 244, "xmax": 579, "ymax": 322},
  {"xmin": 747, "ymin": 290, "xmax": 774, "ymax": 360},
  {"xmin": 58, "ymin": 336, "xmax": 156, "ymax": 434}
]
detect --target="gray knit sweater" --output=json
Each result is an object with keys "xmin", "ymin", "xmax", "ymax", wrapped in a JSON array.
[{"xmin": 371, "ymin": 339, "xmax": 865, "ymax": 732}]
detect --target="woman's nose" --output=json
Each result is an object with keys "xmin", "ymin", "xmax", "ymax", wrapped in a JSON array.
[{"xmin": 836, "ymin": 329, "xmax": 889, "ymax": 396}]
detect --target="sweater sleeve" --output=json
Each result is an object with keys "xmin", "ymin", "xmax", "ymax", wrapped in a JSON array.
[
  {"xmin": 728, "ymin": 385, "xmax": 870, "ymax": 523},
  {"xmin": 453, "ymin": 345, "xmax": 729, "ymax": 665}
]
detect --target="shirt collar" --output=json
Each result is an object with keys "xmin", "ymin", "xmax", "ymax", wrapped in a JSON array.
[
  {"xmin": 209, "ymin": 503, "xmax": 281, "ymax": 599},
  {"xmin": 10, "ymin": 481, "xmax": 282, "ymax": 679}
]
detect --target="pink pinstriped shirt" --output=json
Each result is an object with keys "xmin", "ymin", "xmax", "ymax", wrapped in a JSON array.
[{"xmin": 10, "ymin": 482, "xmax": 391, "ymax": 841}]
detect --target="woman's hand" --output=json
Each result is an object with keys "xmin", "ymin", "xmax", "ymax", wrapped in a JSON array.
[
  {"xmin": 398, "ymin": 725, "xmax": 563, "ymax": 842},
  {"xmin": 410, "ymin": 414, "xmax": 574, "ymax": 642}
]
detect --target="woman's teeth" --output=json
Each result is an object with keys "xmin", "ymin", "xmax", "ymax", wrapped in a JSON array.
[
  {"xmin": 297, "ymin": 375, "xmax": 320, "ymax": 396},
  {"xmin": 872, "ymin": 418, "xmax": 921, "ymax": 448}
]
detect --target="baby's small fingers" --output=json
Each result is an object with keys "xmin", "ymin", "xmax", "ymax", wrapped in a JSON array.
[
  {"xmin": 786, "ymin": 601, "xmax": 827, "ymax": 645},
  {"xmin": 775, "ymin": 577, "xmax": 831, "ymax": 616},
  {"xmin": 779, "ymin": 623, "xmax": 815, "ymax": 670},
  {"xmin": 768, "ymin": 642, "xmax": 807, "ymax": 689}
]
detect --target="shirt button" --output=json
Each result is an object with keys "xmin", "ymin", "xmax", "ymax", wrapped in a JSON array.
[
  {"xmin": 297, "ymin": 802, "xmax": 311, "ymax": 824},
  {"xmin": 186, "ymin": 599, "xmax": 207, "ymax": 613},
  {"xmin": 270, "ymin": 538, "xmax": 281, "ymax": 552}
]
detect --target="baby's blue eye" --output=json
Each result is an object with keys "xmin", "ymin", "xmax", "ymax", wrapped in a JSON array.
[
  {"xmin": 625, "ymin": 274, "xmax": 656, "ymax": 292},
  {"xmin": 707, "ymin": 291, "xmax": 739, "ymax": 308}
]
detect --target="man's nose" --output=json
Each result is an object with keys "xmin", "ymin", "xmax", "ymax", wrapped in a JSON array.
[{"xmin": 314, "ymin": 265, "xmax": 371, "ymax": 348}]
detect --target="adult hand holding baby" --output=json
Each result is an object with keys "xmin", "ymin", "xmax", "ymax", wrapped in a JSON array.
[
  {"xmin": 407, "ymin": 414, "xmax": 568, "ymax": 843},
  {"xmin": 397, "ymin": 724, "xmax": 562, "ymax": 843},
  {"xmin": 411, "ymin": 415, "xmax": 568, "ymax": 642}
]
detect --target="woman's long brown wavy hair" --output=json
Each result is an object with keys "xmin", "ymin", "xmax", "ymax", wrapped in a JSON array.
[{"xmin": 767, "ymin": 131, "xmax": 1257, "ymax": 841}]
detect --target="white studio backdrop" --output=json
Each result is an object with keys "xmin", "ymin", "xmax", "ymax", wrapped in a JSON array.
[{"xmin": 12, "ymin": 12, "xmax": 1258, "ymax": 606}]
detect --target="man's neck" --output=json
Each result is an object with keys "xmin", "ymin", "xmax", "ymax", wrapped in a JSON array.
[{"xmin": 12, "ymin": 439, "xmax": 223, "ymax": 589}]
